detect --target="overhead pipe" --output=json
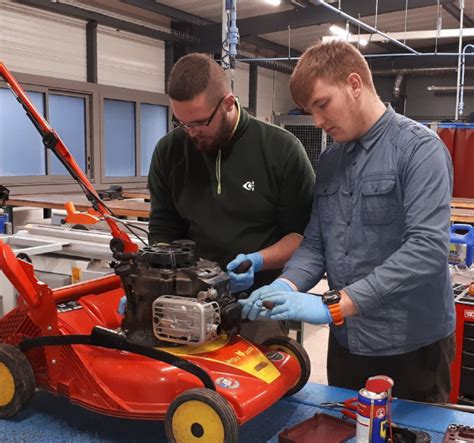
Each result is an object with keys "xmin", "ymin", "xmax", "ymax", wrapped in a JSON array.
[
  {"xmin": 392, "ymin": 74, "xmax": 405, "ymax": 98},
  {"xmin": 238, "ymin": 52, "xmax": 474, "ymax": 63},
  {"xmin": 428, "ymin": 85, "xmax": 474, "ymax": 91},
  {"xmin": 458, "ymin": 44, "xmax": 474, "ymax": 117},
  {"xmin": 310, "ymin": 0, "xmax": 420, "ymax": 54},
  {"xmin": 372, "ymin": 66, "xmax": 474, "ymax": 76},
  {"xmin": 455, "ymin": 0, "xmax": 465, "ymax": 120}
]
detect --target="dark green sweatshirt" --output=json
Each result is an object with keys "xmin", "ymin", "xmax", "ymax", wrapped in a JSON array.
[{"xmin": 148, "ymin": 107, "xmax": 315, "ymax": 287}]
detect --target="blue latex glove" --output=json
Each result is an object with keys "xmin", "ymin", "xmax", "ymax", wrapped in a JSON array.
[
  {"xmin": 258, "ymin": 291, "xmax": 332, "ymax": 324},
  {"xmin": 117, "ymin": 295, "xmax": 127, "ymax": 315},
  {"xmin": 227, "ymin": 252, "xmax": 264, "ymax": 293},
  {"xmin": 238, "ymin": 279, "xmax": 293, "ymax": 320}
]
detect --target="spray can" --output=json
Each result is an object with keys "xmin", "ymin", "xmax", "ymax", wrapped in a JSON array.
[{"xmin": 356, "ymin": 388, "xmax": 388, "ymax": 443}]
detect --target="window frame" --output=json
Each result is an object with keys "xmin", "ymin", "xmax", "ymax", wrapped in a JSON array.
[
  {"xmin": 0, "ymin": 70, "xmax": 169, "ymax": 192},
  {"xmin": 0, "ymin": 78, "xmax": 92, "ymax": 186},
  {"xmin": 100, "ymin": 85, "xmax": 169, "ymax": 185}
]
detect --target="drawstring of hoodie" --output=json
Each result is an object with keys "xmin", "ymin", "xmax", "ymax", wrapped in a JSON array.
[
  {"xmin": 215, "ymin": 99, "xmax": 241, "ymax": 195},
  {"xmin": 216, "ymin": 149, "xmax": 222, "ymax": 195}
]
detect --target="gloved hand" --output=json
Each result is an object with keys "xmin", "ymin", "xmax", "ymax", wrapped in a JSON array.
[
  {"xmin": 258, "ymin": 291, "xmax": 332, "ymax": 324},
  {"xmin": 117, "ymin": 295, "xmax": 127, "ymax": 315},
  {"xmin": 238, "ymin": 279, "xmax": 293, "ymax": 320},
  {"xmin": 227, "ymin": 252, "xmax": 264, "ymax": 293}
]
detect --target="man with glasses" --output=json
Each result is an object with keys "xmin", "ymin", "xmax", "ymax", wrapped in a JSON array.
[{"xmin": 147, "ymin": 53, "xmax": 315, "ymax": 342}]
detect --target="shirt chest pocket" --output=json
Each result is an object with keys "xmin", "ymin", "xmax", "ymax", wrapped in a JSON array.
[
  {"xmin": 317, "ymin": 182, "xmax": 339, "ymax": 222},
  {"xmin": 361, "ymin": 178, "xmax": 397, "ymax": 225}
]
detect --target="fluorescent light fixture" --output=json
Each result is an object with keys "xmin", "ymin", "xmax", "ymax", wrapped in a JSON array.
[
  {"xmin": 329, "ymin": 24, "xmax": 350, "ymax": 39},
  {"xmin": 265, "ymin": 0, "xmax": 282, "ymax": 5}
]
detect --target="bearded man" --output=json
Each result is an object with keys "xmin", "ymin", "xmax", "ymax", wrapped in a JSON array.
[{"xmin": 147, "ymin": 53, "xmax": 315, "ymax": 342}]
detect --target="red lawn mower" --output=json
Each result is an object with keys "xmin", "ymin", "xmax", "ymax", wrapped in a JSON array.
[{"xmin": 0, "ymin": 62, "xmax": 310, "ymax": 442}]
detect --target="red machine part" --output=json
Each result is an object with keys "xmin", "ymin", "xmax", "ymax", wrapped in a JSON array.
[{"xmin": 450, "ymin": 294, "xmax": 474, "ymax": 404}]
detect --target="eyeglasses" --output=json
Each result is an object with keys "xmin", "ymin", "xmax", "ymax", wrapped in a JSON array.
[{"xmin": 172, "ymin": 96, "xmax": 227, "ymax": 130}]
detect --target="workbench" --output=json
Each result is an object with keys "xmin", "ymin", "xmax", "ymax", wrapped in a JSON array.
[
  {"xmin": 122, "ymin": 188, "xmax": 150, "ymax": 200},
  {"xmin": 452, "ymin": 198, "xmax": 474, "ymax": 210},
  {"xmin": 1, "ymin": 383, "xmax": 472, "ymax": 442},
  {"xmin": 451, "ymin": 207, "xmax": 474, "ymax": 223},
  {"xmin": 6, "ymin": 193, "xmax": 150, "ymax": 222}
]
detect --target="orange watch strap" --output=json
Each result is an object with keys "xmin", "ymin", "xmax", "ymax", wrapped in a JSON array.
[{"xmin": 328, "ymin": 303, "xmax": 344, "ymax": 326}]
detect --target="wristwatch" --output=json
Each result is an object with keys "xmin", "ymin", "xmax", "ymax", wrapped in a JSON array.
[{"xmin": 322, "ymin": 290, "xmax": 344, "ymax": 326}]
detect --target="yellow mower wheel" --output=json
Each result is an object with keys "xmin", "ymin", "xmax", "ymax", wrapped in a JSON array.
[
  {"xmin": 0, "ymin": 344, "xmax": 35, "ymax": 418},
  {"xmin": 263, "ymin": 336, "xmax": 311, "ymax": 397},
  {"xmin": 165, "ymin": 388, "xmax": 238, "ymax": 443}
]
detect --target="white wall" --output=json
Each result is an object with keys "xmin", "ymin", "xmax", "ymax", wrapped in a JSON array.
[
  {"xmin": 0, "ymin": 0, "xmax": 87, "ymax": 81},
  {"xmin": 0, "ymin": 1, "xmax": 166, "ymax": 92},
  {"xmin": 233, "ymin": 61, "xmax": 249, "ymax": 108},
  {"xmin": 256, "ymin": 66, "xmax": 293, "ymax": 122},
  {"xmin": 274, "ymin": 71, "xmax": 295, "ymax": 115},
  {"xmin": 97, "ymin": 26, "xmax": 165, "ymax": 93},
  {"xmin": 256, "ymin": 67, "xmax": 274, "ymax": 122}
]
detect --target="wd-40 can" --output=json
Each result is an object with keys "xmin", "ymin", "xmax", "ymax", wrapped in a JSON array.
[{"xmin": 356, "ymin": 388, "xmax": 388, "ymax": 443}]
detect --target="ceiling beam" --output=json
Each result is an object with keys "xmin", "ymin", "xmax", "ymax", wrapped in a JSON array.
[
  {"xmin": 16, "ymin": 0, "xmax": 193, "ymax": 43},
  {"xmin": 201, "ymin": 0, "xmax": 455, "ymax": 39},
  {"xmin": 442, "ymin": 3, "xmax": 474, "ymax": 28},
  {"xmin": 122, "ymin": 0, "xmax": 301, "ymax": 57},
  {"xmin": 120, "ymin": 0, "xmax": 213, "ymax": 26}
]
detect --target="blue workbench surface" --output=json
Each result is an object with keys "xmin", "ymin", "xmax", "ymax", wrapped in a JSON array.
[{"xmin": 1, "ymin": 383, "xmax": 473, "ymax": 442}]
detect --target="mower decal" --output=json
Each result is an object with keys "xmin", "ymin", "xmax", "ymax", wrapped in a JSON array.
[
  {"xmin": 215, "ymin": 377, "xmax": 240, "ymax": 389},
  {"xmin": 266, "ymin": 351, "xmax": 284, "ymax": 362},
  {"xmin": 194, "ymin": 342, "xmax": 280, "ymax": 383},
  {"xmin": 220, "ymin": 345, "xmax": 280, "ymax": 383},
  {"xmin": 157, "ymin": 334, "xmax": 230, "ymax": 355}
]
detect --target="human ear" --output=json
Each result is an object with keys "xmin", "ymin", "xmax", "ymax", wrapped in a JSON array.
[
  {"xmin": 223, "ymin": 94, "xmax": 236, "ymax": 112},
  {"xmin": 347, "ymin": 73, "xmax": 362, "ymax": 98}
]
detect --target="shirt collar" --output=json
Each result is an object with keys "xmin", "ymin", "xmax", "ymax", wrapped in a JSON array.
[{"xmin": 352, "ymin": 105, "xmax": 395, "ymax": 152}]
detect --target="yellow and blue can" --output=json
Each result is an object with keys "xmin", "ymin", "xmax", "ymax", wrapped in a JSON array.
[{"xmin": 356, "ymin": 388, "xmax": 388, "ymax": 443}]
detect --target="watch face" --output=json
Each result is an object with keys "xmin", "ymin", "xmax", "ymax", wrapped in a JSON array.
[{"xmin": 323, "ymin": 291, "xmax": 340, "ymax": 305}]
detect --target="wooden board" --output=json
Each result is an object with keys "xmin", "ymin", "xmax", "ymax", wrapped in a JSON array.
[
  {"xmin": 451, "ymin": 208, "xmax": 474, "ymax": 223},
  {"xmin": 122, "ymin": 189, "xmax": 150, "ymax": 200},
  {"xmin": 7, "ymin": 194, "xmax": 150, "ymax": 218},
  {"xmin": 451, "ymin": 198, "xmax": 474, "ymax": 209}
]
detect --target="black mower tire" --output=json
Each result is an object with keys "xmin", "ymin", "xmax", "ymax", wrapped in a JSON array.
[
  {"xmin": 165, "ymin": 387, "xmax": 238, "ymax": 443},
  {"xmin": 262, "ymin": 336, "xmax": 311, "ymax": 397},
  {"xmin": 0, "ymin": 344, "xmax": 35, "ymax": 418}
]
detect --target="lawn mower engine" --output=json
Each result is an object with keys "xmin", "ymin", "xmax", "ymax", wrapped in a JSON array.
[{"xmin": 112, "ymin": 240, "xmax": 242, "ymax": 347}]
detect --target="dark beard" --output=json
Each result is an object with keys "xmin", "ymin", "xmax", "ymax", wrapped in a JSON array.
[{"xmin": 188, "ymin": 118, "xmax": 234, "ymax": 153}]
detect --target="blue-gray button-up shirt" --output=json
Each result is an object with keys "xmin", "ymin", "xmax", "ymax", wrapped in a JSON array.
[{"xmin": 281, "ymin": 106, "xmax": 455, "ymax": 356}]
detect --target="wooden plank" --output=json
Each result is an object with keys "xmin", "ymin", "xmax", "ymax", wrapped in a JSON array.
[
  {"xmin": 7, "ymin": 193, "xmax": 150, "ymax": 218},
  {"xmin": 122, "ymin": 189, "xmax": 150, "ymax": 199},
  {"xmin": 451, "ymin": 198, "xmax": 474, "ymax": 209},
  {"xmin": 451, "ymin": 208, "xmax": 474, "ymax": 223}
]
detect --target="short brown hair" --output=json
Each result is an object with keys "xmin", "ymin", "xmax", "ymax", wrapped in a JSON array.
[
  {"xmin": 167, "ymin": 53, "xmax": 230, "ymax": 104},
  {"xmin": 290, "ymin": 40, "xmax": 376, "ymax": 107}
]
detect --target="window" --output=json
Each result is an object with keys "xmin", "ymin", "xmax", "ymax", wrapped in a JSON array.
[
  {"xmin": 104, "ymin": 99, "xmax": 136, "ymax": 177},
  {"xmin": 140, "ymin": 103, "xmax": 167, "ymax": 176},
  {"xmin": 103, "ymin": 98, "xmax": 168, "ymax": 179},
  {"xmin": 0, "ymin": 88, "xmax": 45, "ymax": 176},
  {"xmin": 48, "ymin": 94, "xmax": 87, "ymax": 175},
  {"xmin": 0, "ymin": 86, "xmax": 90, "ymax": 180}
]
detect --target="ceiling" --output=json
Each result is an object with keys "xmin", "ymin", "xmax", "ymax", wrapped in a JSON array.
[{"xmin": 16, "ymin": 0, "xmax": 474, "ymax": 71}]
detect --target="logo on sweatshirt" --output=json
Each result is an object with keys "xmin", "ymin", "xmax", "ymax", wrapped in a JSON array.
[{"xmin": 243, "ymin": 181, "xmax": 255, "ymax": 191}]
